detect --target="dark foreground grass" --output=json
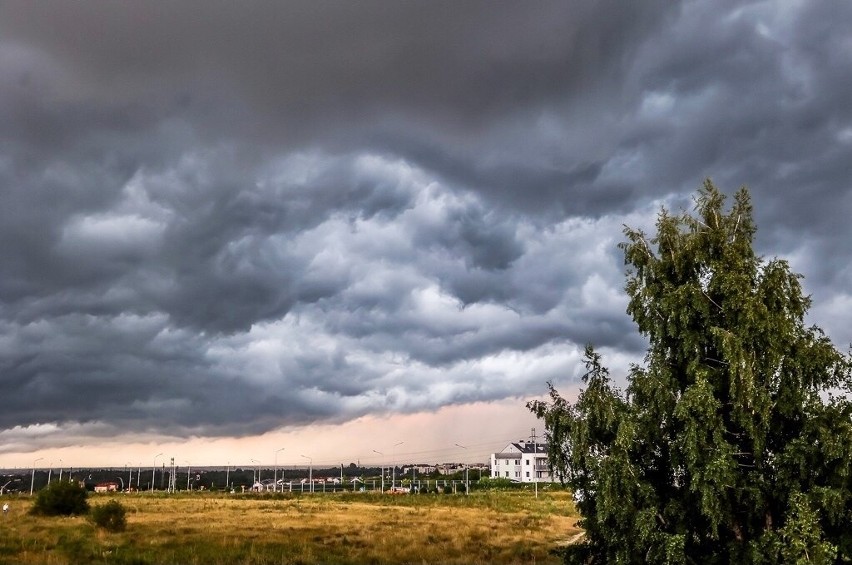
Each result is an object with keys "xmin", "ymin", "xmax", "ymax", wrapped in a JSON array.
[{"xmin": 0, "ymin": 489, "xmax": 579, "ymax": 564}]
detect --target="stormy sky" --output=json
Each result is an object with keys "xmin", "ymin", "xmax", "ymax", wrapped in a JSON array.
[{"xmin": 2, "ymin": 1, "xmax": 851, "ymax": 466}]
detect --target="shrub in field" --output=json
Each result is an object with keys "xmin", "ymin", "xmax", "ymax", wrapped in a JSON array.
[
  {"xmin": 478, "ymin": 477, "xmax": 520, "ymax": 490},
  {"xmin": 30, "ymin": 480, "xmax": 89, "ymax": 516},
  {"xmin": 90, "ymin": 500, "xmax": 127, "ymax": 532}
]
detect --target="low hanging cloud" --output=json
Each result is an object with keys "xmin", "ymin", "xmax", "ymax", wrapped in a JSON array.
[{"xmin": 0, "ymin": 1, "xmax": 850, "ymax": 448}]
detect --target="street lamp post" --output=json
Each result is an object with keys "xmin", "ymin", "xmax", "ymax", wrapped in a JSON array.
[
  {"xmin": 185, "ymin": 461, "xmax": 191, "ymax": 491},
  {"xmin": 30, "ymin": 457, "xmax": 44, "ymax": 495},
  {"xmin": 47, "ymin": 461, "xmax": 53, "ymax": 485},
  {"xmin": 226, "ymin": 462, "xmax": 230, "ymax": 492},
  {"xmin": 455, "ymin": 444, "xmax": 469, "ymax": 495},
  {"xmin": 251, "ymin": 459, "xmax": 261, "ymax": 488},
  {"xmin": 126, "ymin": 463, "xmax": 133, "ymax": 492},
  {"xmin": 273, "ymin": 448, "xmax": 285, "ymax": 493},
  {"xmin": 392, "ymin": 441, "xmax": 403, "ymax": 490},
  {"xmin": 59, "ymin": 459, "xmax": 63, "ymax": 482},
  {"xmin": 372, "ymin": 450, "xmax": 384, "ymax": 492},
  {"xmin": 300, "ymin": 455, "xmax": 313, "ymax": 493},
  {"xmin": 151, "ymin": 453, "xmax": 163, "ymax": 493}
]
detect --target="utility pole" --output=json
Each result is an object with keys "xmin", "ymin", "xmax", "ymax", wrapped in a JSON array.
[
  {"xmin": 392, "ymin": 441, "xmax": 403, "ymax": 490},
  {"xmin": 274, "ymin": 448, "xmax": 285, "ymax": 493},
  {"xmin": 30, "ymin": 457, "xmax": 43, "ymax": 496},
  {"xmin": 531, "ymin": 428, "xmax": 538, "ymax": 499},
  {"xmin": 300, "ymin": 455, "xmax": 313, "ymax": 493},
  {"xmin": 372, "ymin": 450, "xmax": 384, "ymax": 493},
  {"xmin": 151, "ymin": 453, "xmax": 163, "ymax": 493},
  {"xmin": 455, "ymin": 443, "xmax": 469, "ymax": 495},
  {"xmin": 251, "ymin": 459, "xmax": 261, "ymax": 488}
]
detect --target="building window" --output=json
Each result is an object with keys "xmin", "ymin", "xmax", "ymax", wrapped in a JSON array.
[
  {"xmin": 526, "ymin": 459, "xmax": 530, "ymax": 465},
  {"xmin": 526, "ymin": 472, "xmax": 530, "ymax": 477},
  {"xmin": 504, "ymin": 471, "xmax": 508, "ymax": 477}
]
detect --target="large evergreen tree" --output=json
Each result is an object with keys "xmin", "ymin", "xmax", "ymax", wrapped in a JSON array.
[{"xmin": 529, "ymin": 181, "xmax": 852, "ymax": 564}]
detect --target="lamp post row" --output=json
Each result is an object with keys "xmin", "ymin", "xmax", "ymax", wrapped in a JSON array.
[{"xmin": 25, "ymin": 442, "xmax": 478, "ymax": 495}]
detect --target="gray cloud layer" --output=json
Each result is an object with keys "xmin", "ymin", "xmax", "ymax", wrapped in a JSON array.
[{"xmin": 1, "ymin": 1, "xmax": 850, "ymax": 445}]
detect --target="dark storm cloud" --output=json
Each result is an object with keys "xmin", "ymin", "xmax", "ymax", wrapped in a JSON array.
[
  {"xmin": 0, "ymin": 0, "xmax": 850, "ymax": 445},
  {"xmin": 0, "ymin": 1, "xmax": 670, "ymax": 126},
  {"xmin": 0, "ymin": 312, "xmax": 341, "ymax": 434},
  {"xmin": 0, "ymin": 0, "xmax": 677, "ymax": 211}
]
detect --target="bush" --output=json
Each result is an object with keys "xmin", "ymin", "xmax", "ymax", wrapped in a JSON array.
[
  {"xmin": 478, "ymin": 477, "xmax": 521, "ymax": 490},
  {"xmin": 90, "ymin": 500, "xmax": 127, "ymax": 532},
  {"xmin": 30, "ymin": 480, "xmax": 89, "ymax": 516}
]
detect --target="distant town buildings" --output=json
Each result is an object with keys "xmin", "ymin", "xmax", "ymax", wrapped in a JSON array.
[{"xmin": 402, "ymin": 463, "xmax": 488, "ymax": 476}]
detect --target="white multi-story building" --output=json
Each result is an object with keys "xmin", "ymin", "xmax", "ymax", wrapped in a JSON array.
[{"xmin": 490, "ymin": 440, "xmax": 555, "ymax": 483}]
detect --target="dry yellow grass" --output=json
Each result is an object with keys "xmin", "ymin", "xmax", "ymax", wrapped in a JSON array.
[{"xmin": 0, "ymin": 490, "xmax": 580, "ymax": 564}]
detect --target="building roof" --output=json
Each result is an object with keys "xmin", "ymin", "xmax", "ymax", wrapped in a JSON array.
[
  {"xmin": 514, "ymin": 442, "xmax": 547, "ymax": 454},
  {"xmin": 493, "ymin": 441, "xmax": 548, "ymax": 456}
]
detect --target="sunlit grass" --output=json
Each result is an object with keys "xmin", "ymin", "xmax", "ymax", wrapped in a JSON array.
[{"xmin": 0, "ymin": 489, "xmax": 579, "ymax": 564}]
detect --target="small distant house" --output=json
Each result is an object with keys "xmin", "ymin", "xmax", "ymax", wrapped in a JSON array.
[
  {"xmin": 247, "ymin": 479, "xmax": 280, "ymax": 492},
  {"xmin": 94, "ymin": 482, "xmax": 120, "ymax": 493}
]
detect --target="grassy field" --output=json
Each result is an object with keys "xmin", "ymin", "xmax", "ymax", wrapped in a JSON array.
[{"xmin": 0, "ymin": 489, "xmax": 580, "ymax": 564}]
